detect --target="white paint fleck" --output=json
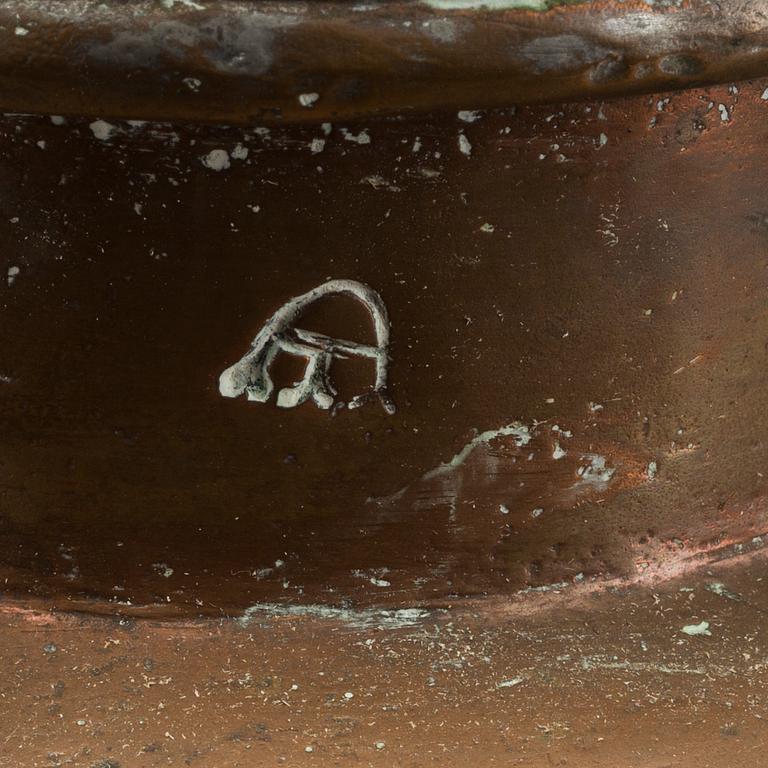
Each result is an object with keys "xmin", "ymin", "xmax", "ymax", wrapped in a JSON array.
[
  {"xmin": 646, "ymin": 460, "xmax": 657, "ymax": 479},
  {"xmin": 161, "ymin": 0, "xmax": 205, "ymax": 9},
  {"xmin": 496, "ymin": 677, "xmax": 524, "ymax": 688},
  {"xmin": 50, "ymin": 115, "xmax": 65, "ymax": 126},
  {"xmin": 299, "ymin": 92, "xmax": 319, "ymax": 108},
  {"xmin": 89, "ymin": 119, "xmax": 116, "ymax": 141},
  {"xmin": 458, "ymin": 133, "xmax": 472, "ymax": 157},
  {"xmin": 532, "ymin": 507, "xmax": 543, "ymax": 518},
  {"xmin": 183, "ymin": 77, "xmax": 202, "ymax": 92},
  {"xmin": 201, "ymin": 148, "xmax": 230, "ymax": 171},
  {"xmin": 375, "ymin": 742, "xmax": 386, "ymax": 750},
  {"xmin": 7, "ymin": 266, "xmax": 19, "ymax": 286},
  {"xmin": 761, "ymin": 87, "xmax": 768, "ymax": 101},
  {"xmin": 152, "ymin": 563, "xmax": 174, "ymax": 578},
  {"xmin": 707, "ymin": 582, "xmax": 738, "ymax": 601},
  {"xmin": 479, "ymin": 222, "xmax": 495, "ymax": 233},
  {"xmin": 342, "ymin": 128, "xmax": 371, "ymax": 145},
  {"xmin": 718, "ymin": 103, "xmax": 730, "ymax": 122},
  {"xmin": 238, "ymin": 603, "xmax": 430, "ymax": 630},
  {"xmin": 575, "ymin": 454, "xmax": 615, "ymax": 487},
  {"xmin": 552, "ymin": 442, "xmax": 567, "ymax": 460},
  {"xmin": 309, "ymin": 138, "xmax": 325, "ymax": 154},
  {"xmin": 412, "ymin": 137, "xmax": 422, "ymax": 152},
  {"xmin": 14, "ymin": 26, "xmax": 29, "ymax": 36},
  {"xmin": 321, "ymin": 122, "xmax": 333, "ymax": 136},
  {"xmin": 424, "ymin": 0, "xmax": 550, "ymax": 7},
  {"xmin": 458, "ymin": 110, "xmax": 482, "ymax": 123},
  {"xmin": 499, "ymin": 504, "xmax": 509, "ymax": 514},
  {"xmin": 422, "ymin": 423, "xmax": 531, "ymax": 482},
  {"xmin": 681, "ymin": 621, "xmax": 711, "ymax": 637},
  {"xmin": 597, "ymin": 132, "xmax": 608, "ymax": 148},
  {"xmin": 230, "ymin": 143, "xmax": 249, "ymax": 160}
]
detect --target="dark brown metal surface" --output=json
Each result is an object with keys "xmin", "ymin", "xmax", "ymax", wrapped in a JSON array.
[
  {"xmin": 1, "ymin": 79, "xmax": 767, "ymax": 618},
  {"xmin": 5, "ymin": 4, "xmax": 768, "ymax": 765},
  {"xmin": 4, "ymin": 1, "xmax": 768, "ymax": 124}
]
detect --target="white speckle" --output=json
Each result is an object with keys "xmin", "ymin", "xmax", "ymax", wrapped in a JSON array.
[
  {"xmin": 422, "ymin": 423, "xmax": 532, "ymax": 482},
  {"xmin": 412, "ymin": 137, "xmax": 422, "ymax": 152},
  {"xmin": 299, "ymin": 92, "xmax": 319, "ymax": 108},
  {"xmin": 89, "ymin": 119, "xmax": 116, "ymax": 141},
  {"xmin": 14, "ymin": 26, "xmax": 29, "ymax": 36},
  {"xmin": 7, "ymin": 266, "xmax": 19, "ymax": 286},
  {"xmin": 499, "ymin": 504, "xmax": 509, "ymax": 514},
  {"xmin": 342, "ymin": 129, "xmax": 371, "ymax": 145},
  {"xmin": 248, "ymin": 204, "xmax": 261, "ymax": 213},
  {"xmin": 597, "ymin": 132, "xmax": 608, "ymax": 148},
  {"xmin": 183, "ymin": 77, "xmax": 202, "ymax": 92},
  {"xmin": 201, "ymin": 148, "xmax": 230, "ymax": 171},
  {"xmin": 575, "ymin": 454, "xmax": 615, "ymax": 487},
  {"xmin": 133, "ymin": 202, "xmax": 143, "ymax": 216},
  {"xmin": 305, "ymin": 746, "xmax": 314, "ymax": 753},
  {"xmin": 707, "ymin": 582, "xmax": 738, "ymax": 600},
  {"xmin": 646, "ymin": 460, "xmax": 657, "ymax": 479},
  {"xmin": 36, "ymin": 140, "xmax": 46, "ymax": 150},
  {"xmin": 681, "ymin": 621, "xmax": 711, "ymax": 637},
  {"xmin": 161, "ymin": 0, "xmax": 205, "ymax": 8},
  {"xmin": 375, "ymin": 742, "xmax": 386, "ymax": 750},
  {"xmin": 552, "ymin": 442, "xmax": 567, "ymax": 460},
  {"xmin": 238, "ymin": 603, "xmax": 429, "ymax": 631},
  {"xmin": 761, "ymin": 87, "xmax": 768, "ymax": 101},
  {"xmin": 532, "ymin": 508, "xmax": 543, "ymax": 518},
  {"xmin": 479, "ymin": 222, "xmax": 495, "ymax": 233},
  {"xmin": 545, "ymin": 397, "xmax": 555, "ymax": 404},
  {"xmin": 496, "ymin": 677, "xmax": 524, "ymax": 688},
  {"xmin": 588, "ymin": 401, "xmax": 603, "ymax": 412},
  {"xmin": 361, "ymin": 174, "xmax": 400, "ymax": 192},
  {"xmin": 343, "ymin": 691, "xmax": 354, "ymax": 699},
  {"xmin": 458, "ymin": 110, "xmax": 481, "ymax": 123},
  {"xmin": 458, "ymin": 133, "xmax": 472, "ymax": 157},
  {"xmin": 50, "ymin": 115, "xmax": 65, "ymax": 126},
  {"xmin": 152, "ymin": 562, "xmax": 174, "ymax": 578},
  {"xmin": 230, "ymin": 143, "xmax": 249, "ymax": 160},
  {"xmin": 718, "ymin": 104, "xmax": 730, "ymax": 122},
  {"xmin": 321, "ymin": 122, "xmax": 332, "ymax": 136},
  {"xmin": 309, "ymin": 138, "xmax": 325, "ymax": 154}
]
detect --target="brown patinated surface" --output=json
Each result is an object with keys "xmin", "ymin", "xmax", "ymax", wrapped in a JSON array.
[
  {"xmin": 4, "ymin": 1, "xmax": 768, "ymax": 125},
  {"xmin": 3, "ymin": 554, "xmax": 768, "ymax": 766},
  {"xmin": 1, "ymin": 79, "xmax": 768, "ymax": 618},
  {"xmin": 4, "ymin": 4, "xmax": 768, "ymax": 761}
]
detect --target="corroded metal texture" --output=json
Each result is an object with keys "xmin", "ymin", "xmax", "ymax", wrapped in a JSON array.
[
  {"xmin": 3, "ymin": 556, "xmax": 768, "ymax": 765},
  {"xmin": 4, "ymin": 1, "xmax": 768, "ymax": 124},
  {"xmin": 1, "ymin": 80, "xmax": 768, "ymax": 619}
]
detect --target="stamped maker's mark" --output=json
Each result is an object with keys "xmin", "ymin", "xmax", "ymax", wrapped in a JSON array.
[{"xmin": 219, "ymin": 279, "xmax": 395, "ymax": 414}]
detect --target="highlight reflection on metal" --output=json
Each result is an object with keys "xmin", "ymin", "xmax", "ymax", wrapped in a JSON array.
[{"xmin": 219, "ymin": 279, "xmax": 395, "ymax": 414}]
